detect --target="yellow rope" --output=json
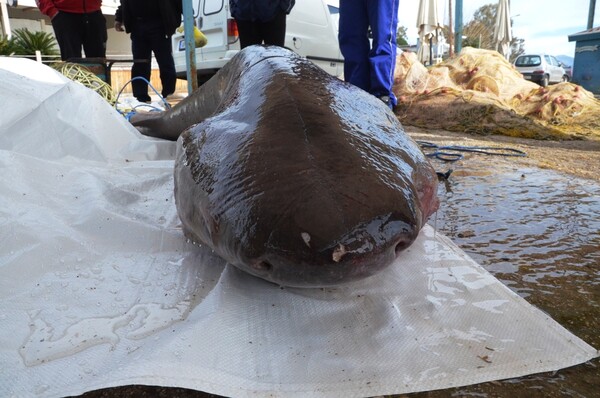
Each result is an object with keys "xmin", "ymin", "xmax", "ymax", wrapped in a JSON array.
[{"xmin": 52, "ymin": 62, "xmax": 116, "ymax": 105}]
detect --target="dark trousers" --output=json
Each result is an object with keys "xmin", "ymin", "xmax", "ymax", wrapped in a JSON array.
[
  {"xmin": 51, "ymin": 10, "xmax": 107, "ymax": 61},
  {"xmin": 130, "ymin": 19, "xmax": 177, "ymax": 102},
  {"xmin": 236, "ymin": 11, "xmax": 287, "ymax": 49}
]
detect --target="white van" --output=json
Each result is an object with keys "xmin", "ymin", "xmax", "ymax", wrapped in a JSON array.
[{"xmin": 172, "ymin": 0, "xmax": 344, "ymax": 84}]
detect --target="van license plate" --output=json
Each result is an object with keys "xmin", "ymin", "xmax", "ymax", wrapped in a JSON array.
[{"xmin": 178, "ymin": 40, "xmax": 185, "ymax": 51}]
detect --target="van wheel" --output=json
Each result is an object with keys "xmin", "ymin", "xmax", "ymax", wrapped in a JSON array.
[
  {"xmin": 562, "ymin": 75, "xmax": 569, "ymax": 82},
  {"xmin": 540, "ymin": 75, "xmax": 549, "ymax": 87}
]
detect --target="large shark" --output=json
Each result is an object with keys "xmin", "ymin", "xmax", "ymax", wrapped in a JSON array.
[{"xmin": 131, "ymin": 45, "xmax": 439, "ymax": 287}]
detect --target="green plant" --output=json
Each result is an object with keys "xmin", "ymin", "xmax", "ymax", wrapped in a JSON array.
[
  {"xmin": 0, "ymin": 34, "xmax": 18, "ymax": 56},
  {"xmin": 10, "ymin": 28, "xmax": 59, "ymax": 59},
  {"xmin": 396, "ymin": 26, "xmax": 409, "ymax": 46}
]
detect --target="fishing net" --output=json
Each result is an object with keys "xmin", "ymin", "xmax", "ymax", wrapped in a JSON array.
[{"xmin": 393, "ymin": 47, "xmax": 600, "ymax": 140}]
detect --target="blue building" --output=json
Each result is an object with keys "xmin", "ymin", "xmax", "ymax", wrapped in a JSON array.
[{"xmin": 568, "ymin": 27, "xmax": 600, "ymax": 94}]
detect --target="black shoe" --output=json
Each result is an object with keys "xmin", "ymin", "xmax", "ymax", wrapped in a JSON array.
[{"xmin": 379, "ymin": 95, "xmax": 394, "ymax": 111}]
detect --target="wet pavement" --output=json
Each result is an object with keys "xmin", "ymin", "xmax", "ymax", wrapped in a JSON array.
[{"xmin": 408, "ymin": 153, "xmax": 600, "ymax": 397}]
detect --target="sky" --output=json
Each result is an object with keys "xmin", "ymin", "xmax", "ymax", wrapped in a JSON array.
[{"xmin": 397, "ymin": 0, "xmax": 600, "ymax": 58}]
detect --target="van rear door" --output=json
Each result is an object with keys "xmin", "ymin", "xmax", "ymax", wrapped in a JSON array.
[
  {"xmin": 285, "ymin": 0, "xmax": 344, "ymax": 77},
  {"xmin": 198, "ymin": 0, "xmax": 234, "ymax": 64},
  {"xmin": 172, "ymin": 0, "xmax": 240, "ymax": 81}
]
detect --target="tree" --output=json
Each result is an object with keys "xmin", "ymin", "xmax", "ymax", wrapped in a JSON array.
[
  {"xmin": 509, "ymin": 37, "xmax": 525, "ymax": 63},
  {"xmin": 461, "ymin": 3, "xmax": 525, "ymax": 61},
  {"xmin": 396, "ymin": 26, "xmax": 409, "ymax": 46},
  {"xmin": 463, "ymin": 4, "xmax": 496, "ymax": 50}
]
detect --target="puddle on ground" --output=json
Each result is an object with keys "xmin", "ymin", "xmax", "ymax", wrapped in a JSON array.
[
  {"xmin": 20, "ymin": 302, "xmax": 191, "ymax": 366},
  {"xmin": 411, "ymin": 154, "xmax": 600, "ymax": 397}
]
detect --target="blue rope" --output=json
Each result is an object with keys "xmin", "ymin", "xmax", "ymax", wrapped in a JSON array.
[{"xmin": 114, "ymin": 76, "xmax": 171, "ymax": 119}]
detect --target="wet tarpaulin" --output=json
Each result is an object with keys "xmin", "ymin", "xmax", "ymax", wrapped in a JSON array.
[{"xmin": 0, "ymin": 58, "xmax": 597, "ymax": 398}]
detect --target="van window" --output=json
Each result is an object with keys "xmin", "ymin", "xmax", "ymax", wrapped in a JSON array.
[
  {"xmin": 327, "ymin": 4, "xmax": 339, "ymax": 32},
  {"xmin": 204, "ymin": 0, "xmax": 224, "ymax": 15}
]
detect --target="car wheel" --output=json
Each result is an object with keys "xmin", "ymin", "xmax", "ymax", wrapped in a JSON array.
[
  {"xmin": 540, "ymin": 75, "xmax": 549, "ymax": 87},
  {"xmin": 562, "ymin": 75, "xmax": 569, "ymax": 82}
]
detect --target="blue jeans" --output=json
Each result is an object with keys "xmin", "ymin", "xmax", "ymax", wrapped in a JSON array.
[{"xmin": 339, "ymin": 0, "xmax": 399, "ymax": 106}]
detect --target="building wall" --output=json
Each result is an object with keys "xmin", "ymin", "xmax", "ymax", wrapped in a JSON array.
[{"xmin": 572, "ymin": 41, "xmax": 600, "ymax": 94}]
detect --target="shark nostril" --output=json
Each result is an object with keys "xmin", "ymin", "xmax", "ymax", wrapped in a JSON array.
[
  {"xmin": 251, "ymin": 260, "xmax": 272, "ymax": 272},
  {"xmin": 395, "ymin": 239, "xmax": 410, "ymax": 256}
]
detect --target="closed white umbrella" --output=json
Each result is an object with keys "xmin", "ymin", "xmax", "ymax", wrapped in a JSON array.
[
  {"xmin": 417, "ymin": 0, "xmax": 442, "ymax": 65},
  {"xmin": 494, "ymin": 0, "xmax": 512, "ymax": 59}
]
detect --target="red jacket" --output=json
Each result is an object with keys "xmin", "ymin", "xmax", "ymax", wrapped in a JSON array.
[{"xmin": 36, "ymin": 0, "xmax": 102, "ymax": 19}]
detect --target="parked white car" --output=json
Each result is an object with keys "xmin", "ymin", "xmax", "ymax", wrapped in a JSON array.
[
  {"xmin": 514, "ymin": 53, "xmax": 569, "ymax": 87},
  {"xmin": 172, "ymin": 0, "xmax": 344, "ymax": 84}
]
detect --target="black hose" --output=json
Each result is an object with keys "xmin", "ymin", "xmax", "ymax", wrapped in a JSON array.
[{"xmin": 417, "ymin": 140, "xmax": 527, "ymax": 162}]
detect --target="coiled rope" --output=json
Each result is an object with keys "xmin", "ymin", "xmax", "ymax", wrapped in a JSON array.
[
  {"xmin": 53, "ymin": 62, "xmax": 116, "ymax": 104},
  {"xmin": 417, "ymin": 140, "xmax": 527, "ymax": 162}
]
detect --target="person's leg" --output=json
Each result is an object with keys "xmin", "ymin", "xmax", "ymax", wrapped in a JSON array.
[
  {"xmin": 51, "ymin": 12, "xmax": 83, "ymax": 61},
  {"xmin": 236, "ymin": 20, "xmax": 263, "ymax": 49},
  {"xmin": 81, "ymin": 10, "xmax": 107, "ymax": 58},
  {"xmin": 151, "ymin": 29, "xmax": 177, "ymax": 97},
  {"xmin": 367, "ymin": 0, "xmax": 399, "ymax": 107},
  {"xmin": 130, "ymin": 26, "xmax": 153, "ymax": 102},
  {"xmin": 338, "ymin": 0, "xmax": 371, "ymax": 91},
  {"xmin": 260, "ymin": 11, "xmax": 286, "ymax": 47}
]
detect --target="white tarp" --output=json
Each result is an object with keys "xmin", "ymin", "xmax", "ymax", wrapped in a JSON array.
[{"xmin": 0, "ymin": 58, "xmax": 597, "ymax": 398}]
